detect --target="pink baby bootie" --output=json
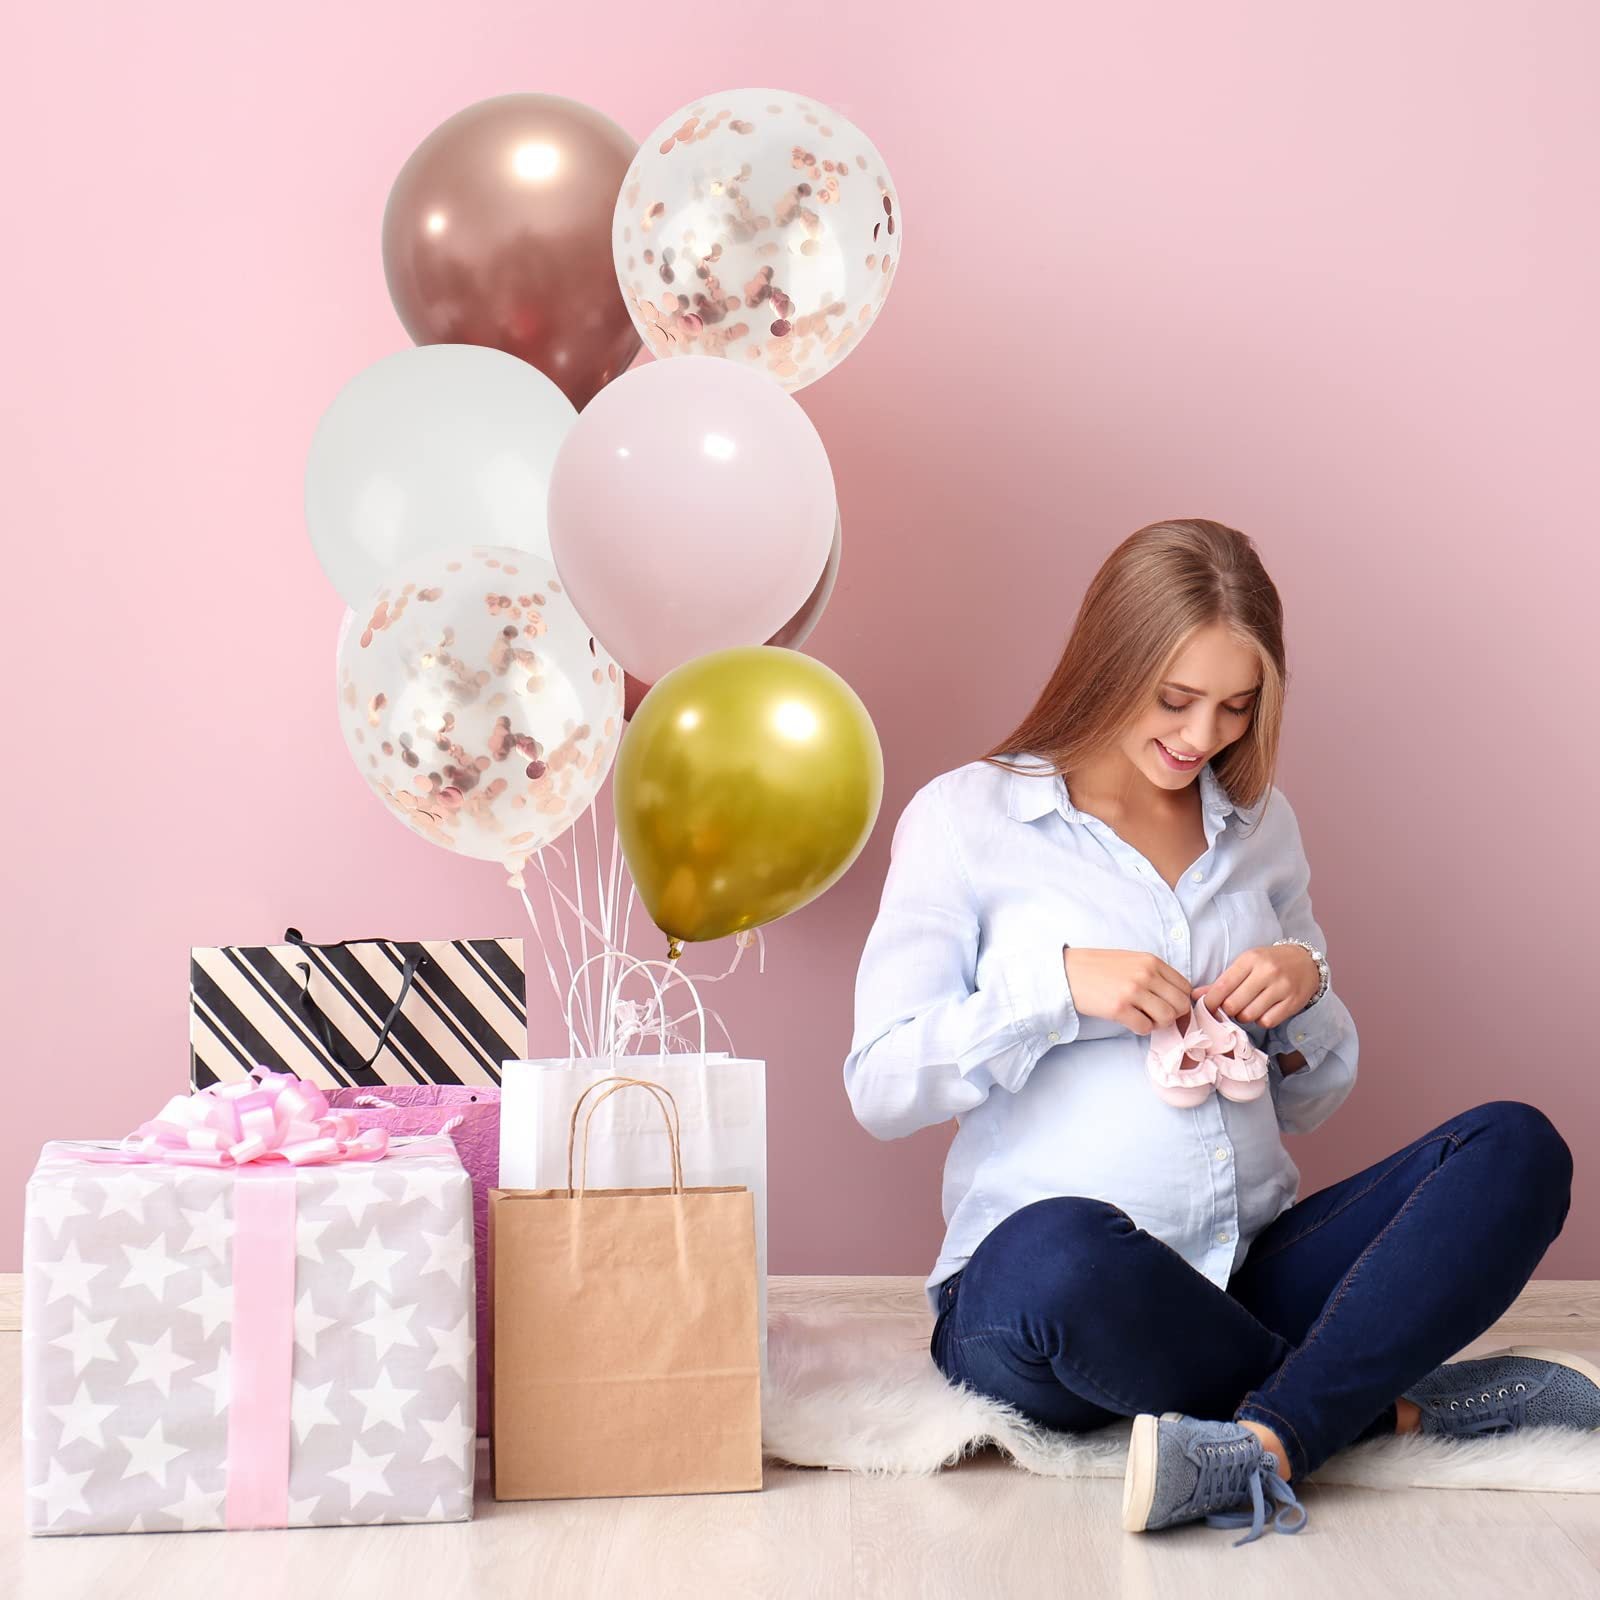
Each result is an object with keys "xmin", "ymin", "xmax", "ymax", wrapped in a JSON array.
[
  {"xmin": 1188, "ymin": 997, "xmax": 1270, "ymax": 1102},
  {"xmin": 1145, "ymin": 1012, "xmax": 1219, "ymax": 1107}
]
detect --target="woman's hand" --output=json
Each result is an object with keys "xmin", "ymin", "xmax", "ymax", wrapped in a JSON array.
[
  {"xmin": 1194, "ymin": 945, "xmax": 1319, "ymax": 1029},
  {"xmin": 1063, "ymin": 947, "xmax": 1194, "ymax": 1036}
]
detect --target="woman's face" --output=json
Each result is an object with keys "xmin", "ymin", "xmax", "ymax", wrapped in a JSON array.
[{"xmin": 1120, "ymin": 623, "xmax": 1262, "ymax": 792}]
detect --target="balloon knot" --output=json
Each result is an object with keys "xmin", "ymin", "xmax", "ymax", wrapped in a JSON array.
[{"xmin": 666, "ymin": 937, "xmax": 684, "ymax": 963}]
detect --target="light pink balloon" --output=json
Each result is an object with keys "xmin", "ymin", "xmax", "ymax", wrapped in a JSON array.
[
  {"xmin": 620, "ymin": 511, "xmax": 842, "ymax": 720},
  {"xmin": 547, "ymin": 358, "xmax": 836, "ymax": 684}
]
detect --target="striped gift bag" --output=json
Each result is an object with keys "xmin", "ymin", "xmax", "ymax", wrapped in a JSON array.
[{"xmin": 189, "ymin": 928, "xmax": 528, "ymax": 1090}]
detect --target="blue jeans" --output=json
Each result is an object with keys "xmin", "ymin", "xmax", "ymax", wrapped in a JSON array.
[{"xmin": 931, "ymin": 1101, "xmax": 1572, "ymax": 1478}]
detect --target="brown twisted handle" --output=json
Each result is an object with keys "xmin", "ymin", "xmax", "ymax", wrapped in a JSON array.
[{"xmin": 564, "ymin": 1075, "xmax": 685, "ymax": 1199}]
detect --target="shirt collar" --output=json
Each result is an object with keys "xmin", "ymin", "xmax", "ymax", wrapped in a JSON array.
[{"xmin": 1004, "ymin": 753, "xmax": 1247, "ymax": 829}]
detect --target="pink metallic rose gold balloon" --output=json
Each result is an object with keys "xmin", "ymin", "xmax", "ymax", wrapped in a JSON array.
[{"xmin": 383, "ymin": 94, "xmax": 642, "ymax": 410}]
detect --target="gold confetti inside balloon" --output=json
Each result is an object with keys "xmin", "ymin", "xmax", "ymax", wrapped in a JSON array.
[
  {"xmin": 612, "ymin": 88, "xmax": 901, "ymax": 391},
  {"xmin": 614, "ymin": 646, "xmax": 884, "ymax": 955}
]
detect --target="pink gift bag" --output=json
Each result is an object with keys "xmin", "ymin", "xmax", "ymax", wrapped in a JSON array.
[{"xmin": 328, "ymin": 1083, "xmax": 499, "ymax": 1434}]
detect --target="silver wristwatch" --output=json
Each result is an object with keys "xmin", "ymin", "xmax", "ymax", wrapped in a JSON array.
[{"xmin": 1273, "ymin": 937, "xmax": 1329, "ymax": 1009}]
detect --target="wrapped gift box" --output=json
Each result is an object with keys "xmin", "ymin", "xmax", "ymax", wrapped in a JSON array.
[{"xmin": 23, "ymin": 1133, "xmax": 476, "ymax": 1535}]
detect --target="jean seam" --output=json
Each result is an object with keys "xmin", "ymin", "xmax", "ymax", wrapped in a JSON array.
[
  {"xmin": 1250, "ymin": 1156, "xmax": 1449, "ymax": 1452},
  {"xmin": 1244, "ymin": 1132, "xmax": 1460, "ymax": 1266}
]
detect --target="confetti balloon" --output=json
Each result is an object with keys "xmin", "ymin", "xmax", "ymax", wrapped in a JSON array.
[
  {"xmin": 612, "ymin": 88, "xmax": 901, "ymax": 391},
  {"xmin": 337, "ymin": 546, "xmax": 623, "ymax": 875}
]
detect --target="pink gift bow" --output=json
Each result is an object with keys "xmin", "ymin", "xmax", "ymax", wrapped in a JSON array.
[{"xmin": 82, "ymin": 1064, "xmax": 389, "ymax": 1168}]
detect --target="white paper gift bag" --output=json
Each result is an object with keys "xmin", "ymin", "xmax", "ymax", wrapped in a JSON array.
[{"xmin": 499, "ymin": 955, "xmax": 769, "ymax": 1359}]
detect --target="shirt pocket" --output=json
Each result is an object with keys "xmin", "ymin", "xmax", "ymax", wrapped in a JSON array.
[{"xmin": 1217, "ymin": 889, "xmax": 1284, "ymax": 967}]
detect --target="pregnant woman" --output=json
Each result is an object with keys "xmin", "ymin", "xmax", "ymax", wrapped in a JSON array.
[{"xmin": 843, "ymin": 518, "xmax": 1591, "ymax": 1546}]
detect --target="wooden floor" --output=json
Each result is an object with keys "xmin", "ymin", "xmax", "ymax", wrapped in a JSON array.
[{"xmin": 5, "ymin": 1277, "xmax": 1600, "ymax": 1599}]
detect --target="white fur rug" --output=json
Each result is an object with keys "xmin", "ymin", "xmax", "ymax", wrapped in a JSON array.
[{"xmin": 761, "ymin": 1308, "xmax": 1600, "ymax": 1492}]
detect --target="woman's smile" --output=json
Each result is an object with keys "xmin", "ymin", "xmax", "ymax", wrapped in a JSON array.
[{"xmin": 1154, "ymin": 738, "xmax": 1205, "ymax": 770}]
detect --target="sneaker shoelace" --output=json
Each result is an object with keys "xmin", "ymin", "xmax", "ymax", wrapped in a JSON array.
[
  {"xmin": 1421, "ymin": 1382, "xmax": 1531, "ymax": 1435},
  {"xmin": 1189, "ymin": 1438, "xmax": 1308, "ymax": 1546}
]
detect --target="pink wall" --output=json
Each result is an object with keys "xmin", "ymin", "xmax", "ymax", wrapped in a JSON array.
[{"xmin": 5, "ymin": 3, "xmax": 1597, "ymax": 1274}]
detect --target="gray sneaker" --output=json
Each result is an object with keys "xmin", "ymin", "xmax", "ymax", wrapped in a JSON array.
[
  {"xmin": 1405, "ymin": 1346, "xmax": 1600, "ymax": 1437},
  {"xmin": 1121, "ymin": 1412, "xmax": 1306, "ymax": 1546}
]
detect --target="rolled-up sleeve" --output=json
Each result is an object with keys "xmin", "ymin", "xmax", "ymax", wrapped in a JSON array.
[
  {"xmin": 842, "ymin": 779, "xmax": 1080, "ymax": 1141},
  {"xmin": 1264, "ymin": 795, "xmax": 1359, "ymax": 1134}
]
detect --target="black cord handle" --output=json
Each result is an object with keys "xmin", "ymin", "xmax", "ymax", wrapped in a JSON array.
[{"xmin": 285, "ymin": 928, "xmax": 422, "ymax": 1070}]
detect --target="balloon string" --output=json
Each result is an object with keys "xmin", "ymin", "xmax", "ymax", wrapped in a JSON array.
[
  {"xmin": 516, "ymin": 887, "xmax": 572, "ymax": 1028},
  {"xmin": 591, "ymin": 817, "xmax": 609, "ymax": 1059},
  {"xmin": 603, "ymin": 816, "xmax": 626, "ymax": 1048},
  {"xmin": 525, "ymin": 856, "xmax": 759, "ymax": 1055},
  {"xmin": 589, "ymin": 807, "xmax": 614, "ymax": 1057},
  {"xmin": 534, "ymin": 854, "xmax": 616, "ymax": 979},
  {"xmin": 534, "ymin": 846, "xmax": 592, "ymax": 1054},
  {"xmin": 660, "ymin": 1006, "xmax": 737, "ymax": 1055},
  {"xmin": 676, "ymin": 928, "xmax": 764, "ymax": 987},
  {"xmin": 544, "ymin": 855, "xmax": 760, "ymax": 991},
  {"xmin": 575, "ymin": 811, "xmax": 596, "ymax": 1055}
]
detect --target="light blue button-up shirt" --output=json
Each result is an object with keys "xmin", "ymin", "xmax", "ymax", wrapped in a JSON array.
[{"xmin": 843, "ymin": 753, "xmax": 1359, "ymax": 1314}]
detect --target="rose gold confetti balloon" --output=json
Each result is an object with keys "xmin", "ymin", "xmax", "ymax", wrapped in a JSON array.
[
  {"xmin": 613, "ymin": 88, "xmax": 901, "ymax": 391},
  {"xmin": 384, "ymin": 94, "xmax": 642, "ymax": 410},
  {"xmin": 337, "ymin": 545, "xmax": 624, "ymax": 873}
]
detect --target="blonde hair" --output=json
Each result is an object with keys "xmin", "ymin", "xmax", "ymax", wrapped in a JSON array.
[{"xmin": 982, "ymin": 518, "xmax": 1286, "ymax": 824}]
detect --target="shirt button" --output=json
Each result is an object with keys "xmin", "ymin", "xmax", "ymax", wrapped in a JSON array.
[
  {"xmin": 1216, "ymin": 1230, "xmax": 1232, "ymax": 1245},
  {"xmin": 1295, "ymin": 1032, "xmax": 1307, "ymax": 1042},
  {"xmin": 1047, "ymin": 1030, "xmax": 1060, "ymax": 1043},
  {"xmin": 1170, "ymin": 924, "xmax": 1184, "ymax": 938},
  {"xmin": 1191, "ymin": 871, "xmax": 1205, "ymax": 882},
  {"xmin": 1213, "ymin": 1147, "xmax": 1228, "ymax": 1162}
]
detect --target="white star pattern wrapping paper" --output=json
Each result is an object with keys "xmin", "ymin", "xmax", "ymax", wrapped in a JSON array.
[{"xmin": 22, "ymin": 1134, "xmax": 476, "ymax": 1535}]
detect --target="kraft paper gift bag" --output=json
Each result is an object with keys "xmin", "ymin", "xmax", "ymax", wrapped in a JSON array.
[
  {"xmin": 490, "ymin": 1076, "xmax": 762, "ymax": 1502},
  {"xmin": 499, "ymin": 1050, "xmax": 768, "ymax": 1363},
  {"xmin": 189, "ymin": 928, "xmax": 527, "ymax": 1090}
]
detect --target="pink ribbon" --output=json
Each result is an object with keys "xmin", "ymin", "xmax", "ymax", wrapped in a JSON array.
[
  {"xmin": 225, "ymin": 1168, "xmax": 297, "ymax": 1529},
  {"xmin": 82, "ymin": 1064, "xmax": 389, "ymax": 1168}
]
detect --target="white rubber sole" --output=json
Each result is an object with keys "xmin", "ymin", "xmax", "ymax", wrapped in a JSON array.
[{"xmin": 1121, "ymin": 1414, "xmax": 1160, "ymax": 1532}]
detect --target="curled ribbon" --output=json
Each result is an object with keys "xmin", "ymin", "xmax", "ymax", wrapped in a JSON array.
[{"xmin": 82, "ymin": 1065, "xmax": 390, "ymax": 1168}]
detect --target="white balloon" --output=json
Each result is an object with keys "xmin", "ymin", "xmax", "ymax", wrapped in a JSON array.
[
  {"xmin": 613, "ymin": 88, "xmax": 901, "ymax": 392},
  {"xmin": 307, "ymin": 345, "xmax": 576, "ymax": 609},
  {"xmin": 336, "ymin": 545, "xmax": 623, "ymax": 870}
]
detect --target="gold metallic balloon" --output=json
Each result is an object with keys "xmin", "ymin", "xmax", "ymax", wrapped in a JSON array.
[{"xmin": 614, "ymin": 646, "xmax": 884, "ymax": 956}]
